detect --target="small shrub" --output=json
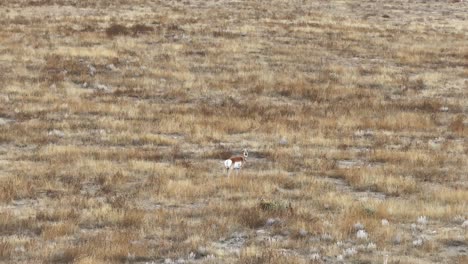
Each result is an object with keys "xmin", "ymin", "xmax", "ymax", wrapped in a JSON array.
[
  {"xmin": 238, "ymin": 207, "xmax": 266, "ymax": 229},
  {"xmin": 36, "ymin": 209, "xmax": 79, "ymax": 222},
  {"xmin": 0, "ymin": 213, "xmax": 40, "ymax": 236},
  {"xmin": 146, "ymin": 174, "xmax": 168, "ymax": 195},
  {"xmin": 130, "ymin": 24, "xmax": 153, "ymax": 35},
  {"xmin": 49, "ymin": 247, "xmax": 80, "ymax": 263},
  {"xmin": 119, "ymin": 210, "xmax": 145, "ymax": 228},
  {"xmin": 0, "ymin": 178, "xmax": 34, "ymax": 203},
  {"xmin": 0, "ymin": 241, "xmax": 12, "ymax": 260},
  {"xmin": 259, "ymin": 199, "xmax": 293, "ymax": 212},
  {"xmin": 106, "ymin": 24, "xmax": 153, "ymax": 37},
  {"xmin": 275, "ymin": 175, "xmax": 299, "ymax": 190},
  {"xmin": 408, "ymin": 78, "xmax": 425, "ymax": 91},
  {"xmin": 0, "ymin": 181, "xmax": 15, "ymax": 203},
  {"xmin": 42, "ymin": 55, "xmax": 89, "ymax": 84},
  {"xmin": 42, "ymin": 223, "xmax": 77, "ymax": 240},
  {"xmin": 171, "ymin": 144, "xmax": 190, "ymax": 160},
  {"xmin": 449, "ymin": 115, "xmax": 465, "ymax": 134},
  {"xmin": 106, "ymin": 24, "xmax": 128, "ymax": 37}
]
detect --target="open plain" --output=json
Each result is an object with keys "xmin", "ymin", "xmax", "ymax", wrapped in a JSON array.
[{"xmin": 0, "ymin": 0, "xmax": 467, "ymax": 263}]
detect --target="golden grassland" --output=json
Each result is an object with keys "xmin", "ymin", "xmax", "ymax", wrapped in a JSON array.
[{"xmin": 0, "ymin": 0, "xmax": 467, "ymax": 263}]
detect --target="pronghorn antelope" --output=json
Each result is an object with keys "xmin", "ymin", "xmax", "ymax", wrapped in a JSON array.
[{"xmin": 224, "ymin": 149, "xmax": 248, "ymax": 177}]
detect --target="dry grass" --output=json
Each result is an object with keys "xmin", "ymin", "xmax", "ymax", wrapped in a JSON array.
[
  {"xmin": 0, "ymin": 0, "xmax": 467, "ymax": 263},
  {"xmin": 342, "ymin": 167, "xmax": 418, "ymax": 196}
]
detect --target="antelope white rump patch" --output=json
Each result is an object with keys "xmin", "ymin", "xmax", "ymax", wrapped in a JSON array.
[
  {"xmin": 224, "ymin": 159, "xmax": 232, "ymax": 169},
  {"xmin": 233, "ymin": 162, "xmax": 242, "ymax": 169}
]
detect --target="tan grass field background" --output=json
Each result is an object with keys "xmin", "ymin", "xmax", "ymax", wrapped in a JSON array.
[{"xmin": 0, "ymin": 0, "xmax": 467, "ymax": 263}]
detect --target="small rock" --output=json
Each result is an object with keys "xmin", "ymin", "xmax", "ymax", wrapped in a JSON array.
[
  {"xmin": 48, "ymin": 129, "xmax": 65, "ymax": 138},
  {"xmin": 354, "ymin": 222, "xmax": 365, "ymax": 231},
  {"xmin": 12, "ymin": 200, "xmax": 28, "ymax": 206},
  {"xmin": 188, "ymin": 252, "xmax": 196, "ymax": 259},
  {"xmin": 412, "ymin": 238, "xmax": 423, "ymax": 247},
  {"xmin": 309, "ymin": 236, "xmax": 320, "ymax": 243},
  {"xmin": 462, "ymin": 220, "xmax": 468, "ymax": 228},
  {"xmin": 106, "ymin": 64, "xmax": 117, "ymax": 71},
  {"xmin": 337, "ymin": 160, "xmax": 363, "ymax": 169},
  {"xmin": 321, "ymin": 233, "xmax": 333, "ymax": 241},
  {"xmin": 343, "ymin": 247, "xmax": 357, "ymax": 257},
  {"xmin": 196, "ymin": 247, "xmax": 208, "ymax": 258},
  {"xmin": 393, "ymin": 234, "xmax": 402, "ymax": 245},
  {"xmin": 298, "ymin": 229, "xmax": 308, "ymax": 237},
  {"xmin": 0, "ymin": 118, "xmax": 13, "ymax": 126},
  {"xmin": 453, "ymin": 215, "xmax": 465, "ymax": 224},
  {"xmin": 417, "ymin": 216, "xmax": 428, "ymax": 225},
  {"xmin": 337, "ymin": 254, "xmax": 344, "ymax": 261},
  {"xmin": 381, "ymin": 219, "xmax": 389, "ymax": 226},
  {"xmin": 266, "ymin": 218, "xmax": 275, "ymax": 226},
  {"xmin": 439, "ymin": 106, "xmax": 449, "ymax": 112},
  {"xmin": 88, "ymin": 64, "xmax": 96, "ymax": 76},
  {"xmin": 265, "ymin": 218, "xmax": 280, "ymax": 226},
  {"xmin": 354, "ymin": 129, "xmax": 374, "ymax": 137},
  {"xmin": 15, "ymin": 246, "xmax": 25, "ymax": 253},
  {"xmin": 82, "ymin": 82, "xmax": 88, "ymax": 88},
  {"xmin": 310, "ymin": 253, "xmax": 320, "ymax": 261},
  {"xmin": 95, "ymin": 83, "xmax": 110, "ymax": 92},
  {"xmin": 428, "ymin": 137, "xmax": 445, "ymax": 150},
  {"xmin": 279, "ymin": 137, "xmax": 288, "ymax": 145},
  {"xmin": 356, "ymin": 230, "xmax": 368, "ymax": 240}
]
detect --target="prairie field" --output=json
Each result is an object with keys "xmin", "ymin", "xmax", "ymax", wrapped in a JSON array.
[{"xmin": 0, "ymin": 0, "xmax": 467, "ymax": 263}]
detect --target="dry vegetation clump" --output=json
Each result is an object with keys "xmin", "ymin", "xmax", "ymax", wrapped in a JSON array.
[
  {"xmin": 450, "ymin": 115, "xmax": 466, "ymax": 135},
  {"xmin": 238, "ymin": 199, "xmax": 293, "ymax": 229},
  {"xmin": 105, "ymin": 23, "xmax": 154, "ymax": 38},
  {"xmin": 0, "ymin": 0, "xmax": 466, "ymax": 263},
  {"xmin": 0, "ymin": 241, "xmax": 13, "ymax": 260}
]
